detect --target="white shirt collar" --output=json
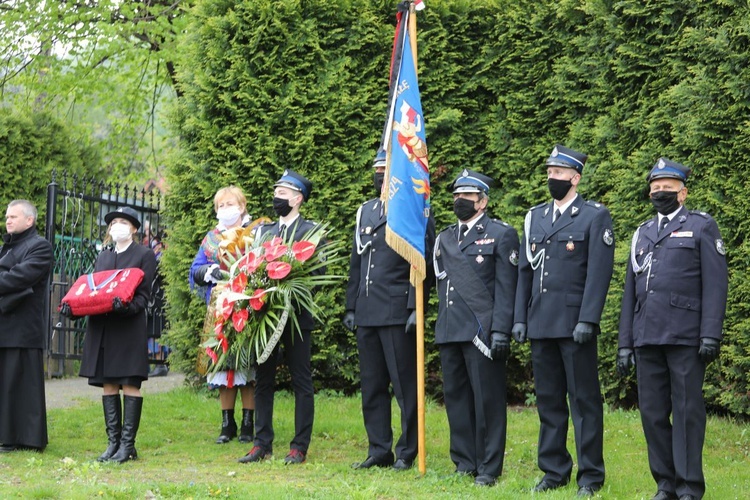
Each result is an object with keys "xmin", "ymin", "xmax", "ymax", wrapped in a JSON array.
[
  {"xmin": 553, "ymin": 194, "xmax": 578, "ymax": 216},
  {"xmin": 658, "ymin": 205, "xmax": 683, "ymax": 225}
]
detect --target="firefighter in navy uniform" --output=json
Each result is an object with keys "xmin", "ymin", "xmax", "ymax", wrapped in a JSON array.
[
  {"xmin": 513, "ymin": 145, "xmax": 614, "ymax": 497},
  {"xmin": 617, "ymin": 158, "xmax": 727, "ymax": 500},
  {"xmin": 433, "ymin": 169, "xmax": 519, "ymax": 487},
  {"xmin": 238, "ymin": 169, "xmax": 320, "ymax": 466},
  {"xmin": 344, "ymin": 150, "xmax": 435, "ymax": 471}
]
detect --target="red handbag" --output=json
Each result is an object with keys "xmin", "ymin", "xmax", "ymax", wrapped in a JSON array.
[{"xmin": 60, "ymin": 268, "xmax": 145, "ymax": 316}]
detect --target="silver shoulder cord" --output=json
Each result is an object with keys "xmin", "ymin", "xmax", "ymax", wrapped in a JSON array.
[
  {"xmin": 433, "ymin": 233, "xmax": 446, "ymax": 280},
  {"xmin": 630, "ymin": 225, "xmax": 652, "ymax": 290},
  {"xmin": 354, "ymin": 204, "xmax": 374, "ymax": 297},
  {"xmin": 524, "ymin": 210, "xmax": 545, "ymax": 294}
]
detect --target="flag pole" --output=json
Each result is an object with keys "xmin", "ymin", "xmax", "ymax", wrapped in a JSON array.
[{"xmin": 406, "ymin": 0, "xmax": 427, "ymax": 477}]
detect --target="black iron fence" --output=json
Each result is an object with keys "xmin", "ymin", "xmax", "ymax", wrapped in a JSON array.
[{"xmin": 45, "ymin": 171, "xmax": 167, "ymax": 377}]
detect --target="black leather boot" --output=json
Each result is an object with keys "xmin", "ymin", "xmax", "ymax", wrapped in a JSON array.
[
  {"xmin": 216, "ymin": 409, "xmax": 237, "ymax": 444},
  {"xmin": 238, "ymin": 409, "xmax": 254, "ymax": 443},
  {"xmin": 110, "ymin": 395, "xmax": 143, "ymax": 463},
  {"xmin": 98, "ymin": 395, "xmax": 121, "ymax": 462}
]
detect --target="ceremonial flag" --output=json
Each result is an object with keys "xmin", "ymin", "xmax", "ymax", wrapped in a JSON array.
[{"xmin": 382, "ymin": 10, "xmax": 430, "ymax": 286}]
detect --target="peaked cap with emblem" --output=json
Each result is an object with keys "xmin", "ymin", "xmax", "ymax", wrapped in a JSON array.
[
  {"xmin": 545, "ymin": 144, "xmax": 588, "ymax": 174},
  {"xmin": 447, "ymin": 169, "xmax": 494, "ymax": 194},
  {"xmin": 104, "ymin": 206, "xmax": 141, "ymax": 229},
  {"xmin": 274, "ymin": 169, "xmax": 313, "ymax": 201},
  {"xmin": 647, "ymin": 157, "xmax": 691, "ymax": 183},
  {"xmin": 372, "ymin": 149, "xmax": 386, "ymax": 169}
]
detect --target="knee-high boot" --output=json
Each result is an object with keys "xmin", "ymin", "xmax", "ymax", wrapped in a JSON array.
[
  {"xmin": 110, "ymin": 395, "xmax": 143, "ymax": 463},
  {"xmin": 216, "ymin": 409, "xmax": 237, "ymax": 444},
  {"xmin": 238, "ymin": 409, "xmax": 254, "ymax": 443},
  {"xmin": 98, "ymin": 395, "xmax": 122, "ymax": 462}
]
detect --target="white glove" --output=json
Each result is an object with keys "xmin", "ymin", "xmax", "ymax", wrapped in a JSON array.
[{"xmin": 204, "ymin": 264, "xmax": 221, "ymax": 284}]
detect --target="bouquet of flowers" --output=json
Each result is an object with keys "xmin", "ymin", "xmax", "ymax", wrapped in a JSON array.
[{"xmin": 201, "ymin": 223, "xmax": 343, "ymax": 375}]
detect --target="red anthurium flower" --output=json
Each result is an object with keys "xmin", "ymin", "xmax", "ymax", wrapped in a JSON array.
[
  {"xmin": 206, "ymin": 347, "xmax": 218, "ymax": 364},
  {"xmin": 219, "ymin": 295, "xmax": 234, "ymax": 321},
  {"xmin": 292, "ymin": 240, "xmax": 316, "ymax": 262},
  {"xmin": 237, "ymin": 250, "xmax": 264, "ymax": 274},
  {"xmin": 264, "ymin": 243, "xmax": 288, "ymax": 262},
  {"xmin": 231, "ymin": 272, "xmax": 248, "ymax": 293},
  {"xmin": 232, "ymin": 308, "xmax": 248, "ymax": 332},
  {"xmin": 217, "ymin": 333, "xmax": 229, "ymax": 353},
  {"xmin": 262, "ymin": 237, "xmax": 283, "ymax": 250},
  {"xmin": 267, "ymin": 261, "xmax": 292, "ymax": 280},
  {"xmin": 249, "ymin": 288, "xmax": 267, "ymax": 311}
]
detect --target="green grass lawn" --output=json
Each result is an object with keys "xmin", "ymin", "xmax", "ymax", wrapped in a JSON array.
[{"xmin": 1, "ymin": 388, "xmax": 748, "ymax": 498}]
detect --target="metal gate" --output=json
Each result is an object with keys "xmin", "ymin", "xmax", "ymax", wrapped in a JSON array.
[{"xmin": 45, "ymin": 171, "xmax": 166, "ymax": 377}]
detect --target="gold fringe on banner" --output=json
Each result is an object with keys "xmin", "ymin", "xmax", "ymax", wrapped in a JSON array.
[{"xmin": 385, "ymin": 226, "xmax": 426, "ymax": 286}]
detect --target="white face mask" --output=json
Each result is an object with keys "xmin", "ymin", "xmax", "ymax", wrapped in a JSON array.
[
  {"xmin": 216, "ymin": 206, "xmax": 242, "ymax": 227},
  {"xmin": 109, "ymin": 223, "xmax": 132, "ymax": 243}
]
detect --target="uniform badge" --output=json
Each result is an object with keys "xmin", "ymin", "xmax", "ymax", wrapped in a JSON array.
[
  {"xmin": 716, "ymin": 239, "xmax": 726, "ymax": 255},
  {"xmin": 509, "ymin": 250, "xmax": 519, "ymax": 266},
  {"xmin": 476, "ymin": 224, "xmax": 485, "ymax": 234},
  {"xmin": 571, "ymin": 206, "xmax": 579, "ymax": 215},
  {"xmin": 603, "ymin": 228, "xmax": 614, "ymax": 246},
  {"xmin": 475, "ymin": 255, "xmax": 485, "ymax": 264},
  {"xmin": 531, "ymin": 243, "xmax": 536, "ymax": 252},
  {"xmin": 679, "ymin": 215, "xmax": 687, "ymax": 223},
  {"xmin": 638, "ymin": 248, "xmax": 644, "ymax": 256},
  {"xmin": 566, "ymin": 241, "xmax": 575, "ymax": 252},
  {"xmin": 365, "ymin": 226, "xmax": 372, "ymax": 235}
]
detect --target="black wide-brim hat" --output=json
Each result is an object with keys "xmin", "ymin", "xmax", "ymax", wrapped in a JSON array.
[{"xmin": 104, "ymin": 206, "xmax": 141, "ymax": 229}]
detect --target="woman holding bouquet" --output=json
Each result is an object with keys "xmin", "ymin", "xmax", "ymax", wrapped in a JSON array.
[
  {"xmin": 190, "ymin": 186, "xmax": 256, "ymax": 444},
  {"xmin": 75, "ymin": 207, "xmax": 157, "ymax": 463}
]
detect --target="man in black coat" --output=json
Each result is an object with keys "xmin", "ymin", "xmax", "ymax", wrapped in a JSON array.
[
  {"xmin": 0, "ymin": 200, "xmax": 54, "ymax": 452},
  {"xmin": 513, "ymin": 145, "xmax": 614, "ymax": 496},
  {"xmin": 617, "ymin": 158, "xmax": 727, "ymax": 500},
  {"xmin": 433, "ymin": 169, "xmax": 519, "ymax": 487},
  {"xmin": 343, "ymin": 151, "xmax": 435, "ymax": 471},
  {"xmin": 239, "ymin": 169, "xmax": 320, "ymax": 466}
]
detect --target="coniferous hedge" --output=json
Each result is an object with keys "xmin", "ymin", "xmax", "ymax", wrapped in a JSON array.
[{"xmin": 163, "ymin": 0, "xmax": 750, "ymax": 416}]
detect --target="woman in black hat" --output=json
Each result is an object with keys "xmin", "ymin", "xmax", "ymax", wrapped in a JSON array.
[{"xmin": 77, "ymin": 207, "xmax": 157, "ymax": 463}]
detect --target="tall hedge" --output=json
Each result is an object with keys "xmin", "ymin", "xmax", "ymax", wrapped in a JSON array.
[
  {"xmin": 0, "ymin": 108, "xmax": 103, "ymax": 218},
  {"xmin": 163, "ymin": 0, "xmax": 750, "ymax": 416}
]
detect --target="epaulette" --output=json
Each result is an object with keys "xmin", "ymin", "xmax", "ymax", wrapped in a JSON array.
[
  {"xmin": 530, "ymin": 202, "xmax": 547, "ymax": 211},
  {"xmin": 585, "ymin": 200, "xmax": 605, "ymax": 210},
  {"xmin": 638, "ymin": 218, "xmax": 653, "ymax": 228},
  {"xmin": 491, "ymin": 218, "xmax": 509, "ymax": 227},
  {"xmin": 689, "ymin": 210, "xmax": 710, "ymax": 219}
]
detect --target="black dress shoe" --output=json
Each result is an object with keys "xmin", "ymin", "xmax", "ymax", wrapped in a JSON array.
[
  {"xmin": 533, "ymin": 479, "xmax": 568, "ymax": 492},
  {"xmin": 284, "ymin": 449, "xmax": 306, "ymax": 464},
  {"xmin": 237, "ymin": 445, "xmax": 271, "ymax": 463},
  {"xmin": 392, "ymin": 458, "xmax": 413, "ymax": 470},
  {"xmin": 652, "ymin": 491, "xmax": 678, "ymax": 500},
  {"xmin": 352, "ymin": 455, "xmax": 394, "ymax": 469},
  {"xmin": 0, "ymin": 445, "xmax": 17, "ymax": 453},
  {"xmin": 474, "ymin": 474, "xmax": 497, "ymax": 486},
  {"xmin": 577, "ymin": 485, "xmax": 601, "ymax": 497}
]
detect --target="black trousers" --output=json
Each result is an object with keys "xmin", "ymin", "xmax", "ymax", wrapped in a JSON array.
[
  {"xmin": 439, "ymin": 342, "xmax": 507, "ymax": 478},
  {"xmin": 254, "ymin": 328, "xmax": 314, "ymax": 454},
  {"xmin": 636, "ymin": 345, "xmax": 706, "ymax": 499},
  {"xmin": 530, "ymin": 338, "xmax": 604, "ymax": 488},
  {"xmin": 356, "ymin": 325, "xmax": 417, "ymax": 462},
  {"xmin": 0, "ymin": 348, "xmax": 47, "ymax": 450}
]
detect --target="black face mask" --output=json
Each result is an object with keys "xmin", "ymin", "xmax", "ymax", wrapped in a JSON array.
[
  {"xmin": 373, "ymin": 172, "xmax": 385, "ymax": 194},
  {"xmin": 548, "ymin": 177, "xmax": 573, "ymax": 201},
  {"xmin": 650, "ymin": 190, "xmax": 680, "ymax": 215},
  {"xmin": 453, "ymin": 197, "xmax": 479, "ymax": 221},
  {"xmin": 273, "ymin": 196, "xmax": 293, "ymax": 217}
]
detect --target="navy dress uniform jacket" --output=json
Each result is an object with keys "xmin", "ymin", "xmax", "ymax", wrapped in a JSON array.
[
  {"xmin": 515, "ymin": 196, "xmax": 615, "ymax": 337},
  {"xmin": 345, "ymin": 198, "xmax": 435, "ymax": 325},
  {"xmin": 434, "ymin": 213, "xmax": 519, "ymax": 343},
  {"xmin": 619, "ymin": 206, "xmax": 728, "ymax": 347}
]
